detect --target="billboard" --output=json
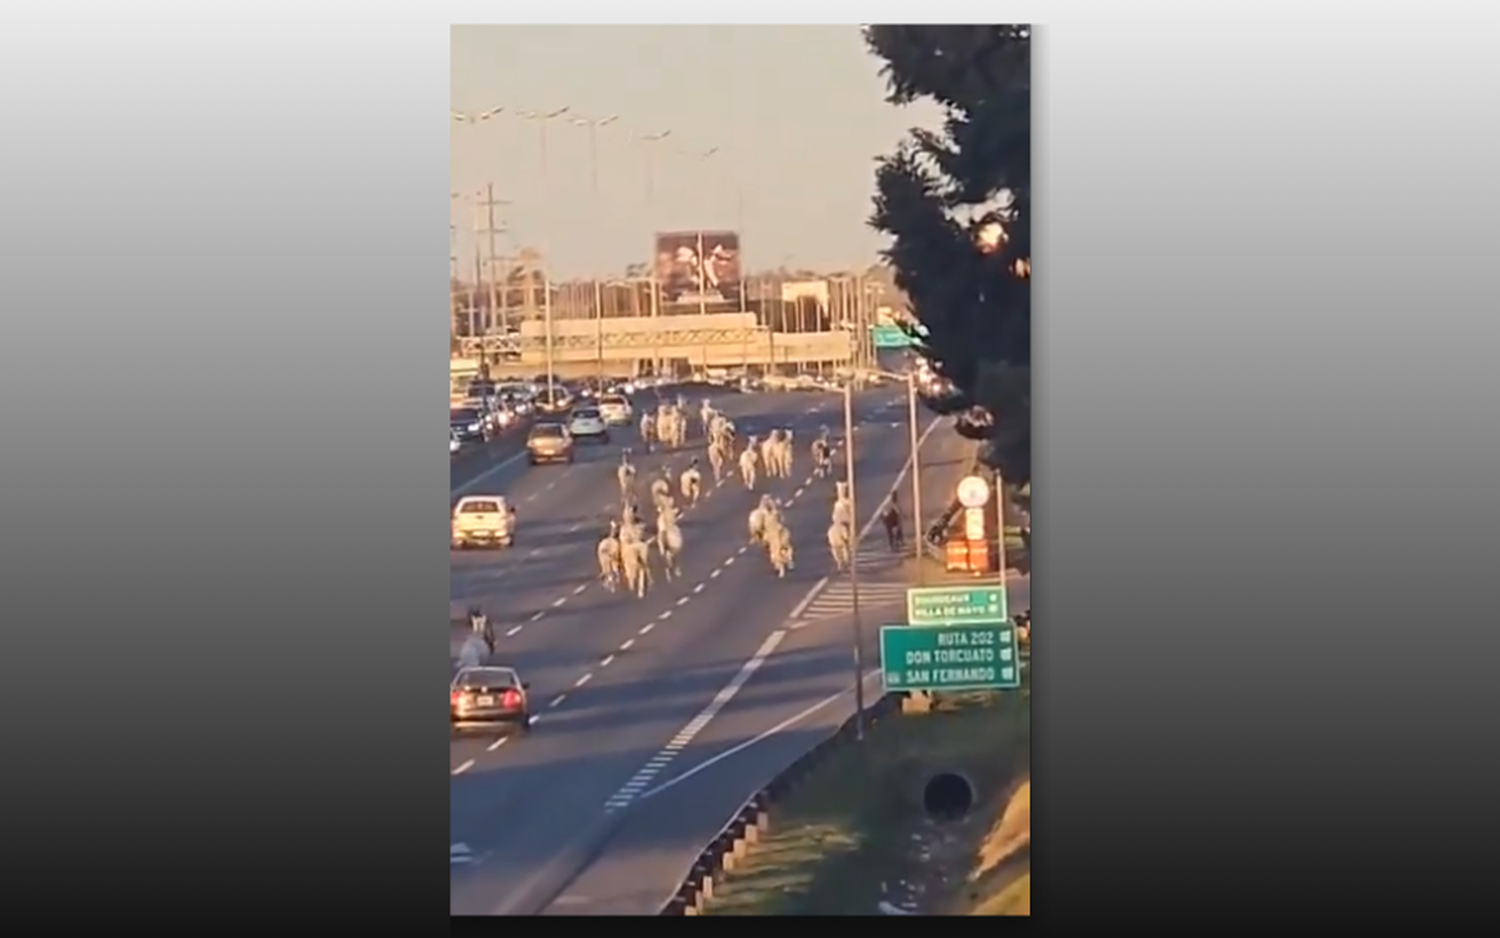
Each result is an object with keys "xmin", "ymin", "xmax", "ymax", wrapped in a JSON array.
[{"xmin": 653, "ymin": 230, "xmax": 742, "ymax": 305}]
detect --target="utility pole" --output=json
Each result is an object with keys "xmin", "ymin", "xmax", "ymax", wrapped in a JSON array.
[{"xmin": 477, "ymin": 184, "xmax": 510, "ymax": 362}]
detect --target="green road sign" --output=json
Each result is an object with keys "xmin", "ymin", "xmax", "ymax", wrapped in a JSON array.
[
  {"xmin": 871, "ymin": 324, "xmax": 919, "ymax": 349},
  {"xmin": 880, "ymin": 623, "xmax": 1022, "ymax": 692},
  {"xmin": 906, "ymin": 585, "xmax": 1008, "ymax": 626}
]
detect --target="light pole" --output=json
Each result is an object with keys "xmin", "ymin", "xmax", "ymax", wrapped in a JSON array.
[
  {"xmin": 841, "ymin": 379, "xmax": 868, "ymax": 741},
  {"xmin": 569, "ymin": 114, "xmax": 620, "ymax": 383},
  {"xmin": 840, "ymin": 362, "xmax": 930, "ymax": 733},
  {"xmin": 516, "ymin": 107, "xmax": 571, "ymax": 398},
  {"xmin": 638, "ymin": 130, "xmax": 672, "ymax": 376}
]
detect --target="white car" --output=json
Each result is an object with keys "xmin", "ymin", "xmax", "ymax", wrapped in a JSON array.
[
  {"xmin": 566, "ymin": 406, "xmax": 610, "ymax": 443},
  {"xmin": 597, "ymin": 394, "xmax": 634, "ymax": 426},
  {"xmin": 451, "ymin": 495, "xmax": 515, "ymax": 549}
]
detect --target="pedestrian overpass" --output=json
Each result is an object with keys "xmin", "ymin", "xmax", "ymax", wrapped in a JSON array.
[{"xmin": 455, "ymin": 312, "xmax": 853, "ymax": 376}]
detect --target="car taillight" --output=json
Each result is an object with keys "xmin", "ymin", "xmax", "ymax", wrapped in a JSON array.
[
  {"xmin": 451, "ymin": 690, "xmax": 464, "ymax": 705},
  {"xmin": 502, "ymin": 689, "xmax": 520, "ymax": 708}
]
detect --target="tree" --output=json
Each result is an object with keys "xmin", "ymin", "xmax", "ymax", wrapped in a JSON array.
[{"xmin": 867, "ymin": 25, "xmax": 1031, "ymax": 488}]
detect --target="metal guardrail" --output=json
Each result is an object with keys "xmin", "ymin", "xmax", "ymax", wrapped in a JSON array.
[{"xmin": 658, "ymin": 693, "xmax": 904, "ymax": 916}]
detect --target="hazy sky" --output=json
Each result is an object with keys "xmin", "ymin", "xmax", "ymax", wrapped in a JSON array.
[{"xmin": 450, "ymin": 25, "xmax": 941, "ymax": 278}]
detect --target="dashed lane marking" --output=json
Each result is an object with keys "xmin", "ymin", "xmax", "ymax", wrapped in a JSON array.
[
  {"xmin": 551, "ymin": 597, "xmax": 567, "ymax": 607},
  {"xmin": 550, "ymin": 694, "xmax": 567, "ymax": 708},
  {"xmin": 620, "ymin": 638, "xmax": 635, "ymax": 650},
  {"xmin": 710, "ymin": 569, "xmax": 722, "ymax": 579},
  {"xmin": 640, "ymin": 622, "xmax": 655, "ymax": 634},
  {"xmin": 575, "ymin": 673, "xmax": 593, "ymax": 688},
  {"xmin": 676, "ymin": 596, "xmax": 690, "ymax": 607},
  {"xmin": 572, "ymin": 583, "xmax": 588, "ymax": 595},
  {"xmin": 604, "ymin": 630, "xmax": 787, "ymax": 811},
  {"xmin": 505, "ymin": 625, "xmax": 523, "ymax": 637},
  {"xmin": 529, "ymin": 611, "xmax": 545, "ymax": 622},
  {"xmin": 487, "ymin": 737, "xmax": 508, "ymax": 752},
  {"xmin": 693, "ymin": 583, "xmax": 705, "ymax": 594},
  {"xmin": 452, "ymin": 759, "xmax": 475, "ymax": 776},
  {"xmin": 658, "ymin": 610, "xmax": 672, "ymax": 620},
  {"xmin": 600, "ymin": 654, "xmax": 615, "ymax": 667}
]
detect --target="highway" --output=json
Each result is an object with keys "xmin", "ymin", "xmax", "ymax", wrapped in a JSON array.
[{"xmin": 448, "ymin": 380, "xmax": 952, "ymax": 915}]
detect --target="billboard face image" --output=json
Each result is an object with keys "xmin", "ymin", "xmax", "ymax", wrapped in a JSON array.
[{"xmin": 653, "ymin": 230, "xmax": 742, "ymax": 304}]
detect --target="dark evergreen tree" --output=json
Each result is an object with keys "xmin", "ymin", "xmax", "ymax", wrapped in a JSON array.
[{"xmin": 867, "ymin": 25, "xmax": 1031, "ymax": 489}]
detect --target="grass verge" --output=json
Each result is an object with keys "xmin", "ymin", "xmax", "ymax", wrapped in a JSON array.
[{"xmin": 703, "ymin": 690, "xmax": 1030, "ymax": 916}]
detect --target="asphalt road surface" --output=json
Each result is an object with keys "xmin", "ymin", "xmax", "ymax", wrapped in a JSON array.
[{"xmin": 448, "ymin": 380, "xmax": 948, "ymax": 915}]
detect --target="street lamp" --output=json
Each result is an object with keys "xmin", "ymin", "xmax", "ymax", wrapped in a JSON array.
[
  {"xmin": 515, "ymin": 107, "xmax": 572, "ymax": 398},
  {"xmin": 568, "ymin": 114, "xmax": 621, "ymax": 382},
  {"xmin": 450, "ymin": 106, "xmax": 505, "ymax": 125},
  {"xmin": 840, "ymin": 364, "xmax": 929, "ymax": 740},
  {"xmin": 637, "ymin": 130, "xmax": 673, "ymax": 205}
]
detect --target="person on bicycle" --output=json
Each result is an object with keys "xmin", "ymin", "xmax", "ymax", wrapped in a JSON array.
[{"xmin": 881, "ymin": 493, "xmax": 905, "ymax": 552}]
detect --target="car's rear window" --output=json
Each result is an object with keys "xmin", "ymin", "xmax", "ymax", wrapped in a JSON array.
[
  {"xmin": 451, "ymin": 408, "xmax": 481, "ymax": 422},
  {"xmin": 573, "ymin": 408, "xmax": 601, "ymax": 420},
  {"xmin": 600, "ymin": 395, "xmax": 627, "ymax": 406},
  {"xmin": 458, "ymin": 500, "xmax": 501, "ymax": 514},
  {"xmin": 458, "ymin": 668, "xmax": 516, "ymax": 689},
  {"xmin": 530, "ymin": 424, "xmax": 565, "ymax": 438}
]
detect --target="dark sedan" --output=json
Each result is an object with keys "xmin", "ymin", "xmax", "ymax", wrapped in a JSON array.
[
  {"xmin": 450, "ymin": 406, "xmax": 489, "ymax": 443},
  {"xmin": 450, "ymin": 665, "xmax": 532, "ymax": 735}
]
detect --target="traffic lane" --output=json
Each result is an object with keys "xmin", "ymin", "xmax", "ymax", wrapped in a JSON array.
[
  {"xmin": 538, "ymin": 597, "xmax": 903, "ymax": 914},
  {"xmin": 447, "ymin": 438, "xmax": 820, "ymax": 774},
  {"xmin": 448, "ymin": 451, "xmax": 856, "ymax": 911},
  {"xmin": 450, "ymin": 385, "xmax": 870, "ymax": 615},
  {"xmin": 450, "ymin": 421, "xmax": 533, "ymax": 492},
  {"xmin": 508, "ymin": 417, "xmax": 912, "ymax": 779},
  {"xmin": 447, "ymin": 390, "xmax": 899, "ymax": 773},
  {"xmin": 470, "ymin": 418, "xmax": 910, "ymax": 783},
  {"xmin": 449, "ymin": 725, "xmax": 664, "ymax": 915}
]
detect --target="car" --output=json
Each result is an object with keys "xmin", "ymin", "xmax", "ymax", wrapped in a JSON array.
[
  {"xmin": 450, "ymin": 405, "xmax": 489, "ymax": 443},
  {"xmin": 526, "ymin": 422, "xmax": 574, "ymax": 465},
  {"xmin": 449, "ymin": 430, "xmax": 462, "ymax": 455},
  {"xmin": 534, "ymin": 387, "xmax": 574, "ymax": 415},
  {"xmin": 450, "ymin": 665, "xmax": 532, "ymax": 735},
  {"xmin": 450, "ymin": 495, "xmax": 515, "ymax": 549},
  {"xmin": 596, "ymin": 393, "xmax": 633, "ymax": 427},
  {"xmin": 567, "ymin": 407, "xmax": 610, "ymax": 443}
]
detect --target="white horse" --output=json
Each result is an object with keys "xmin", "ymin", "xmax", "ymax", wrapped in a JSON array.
[
  {"xmin": 827, "ymin": 521, "xmax": 852, "ymax": 572},
  {"xmin": 777, "ymin": 430, "xmax": 795, "ymax": 478},
  {"xmin": 831, "ymin": 497, "xmax": 853, "ymax": 529},
  {"xmin": 759, "ymin": 431, "xmax": 781, "ymax": 476},
  {"xmin": 766, "ymin": 522, "xmax": 795, "ymax": 577},
  {"xmin": 596, "ymin": 534, "xmax": 622, "ymax": 591},
  {"xmin": 621, "ymin": 538, "xmax": 653, "ymax": 598},
  {"xmin": 680, "ymin": 465, "xmax": 703, "ymax": 506},
  {"xmin": 649, "ymin": 475, "xmax": 673, "ymax": 509},
  {"xmin": 656, "ymin": 507, "xmax": 684, "ymax": 580},
  {"xmin": 707, "ymin": 441, "xmax": 727, "ymax": 483},
  {"xmin": 747, "ymin": 505, "xmax": 768, "ymax": 544},
  {"xmin": 638, "ymin": 412, "xmax": 656, "ymax": 452},
  {"xmin": 739, "ymin": 445, "xmax": 759, "ymax": 490},
  {"xmin": 455, "ymin": 633, "xmax": 488, "ymax": 670}
]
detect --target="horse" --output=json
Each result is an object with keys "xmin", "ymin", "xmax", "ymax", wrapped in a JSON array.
[
  {"xmin": 739, "ymin": 446, "xmax": 759, "ymax": 490},
  {"xmin": 621, "ymin": 538, "xmax": 653, "ymax": 598},
  {"xmin": 680, "ymin": 465, "xmax": 703, "ymax": 506},
  {"xmin": 827, "ymin": 521, "xmax": 852, "ymax": 572},
  {"xmin": 596, "ymin": 535, "xmax": 622, "ymax": 591},
  {"xmin": 656, "ymin": 510, "xmax": 684, "ymax": 580}
]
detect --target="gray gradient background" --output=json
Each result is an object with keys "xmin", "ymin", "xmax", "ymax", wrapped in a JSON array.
[{"xmin": 0, "ymin": 13, "xmax": 1496, "ymax": 923}]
